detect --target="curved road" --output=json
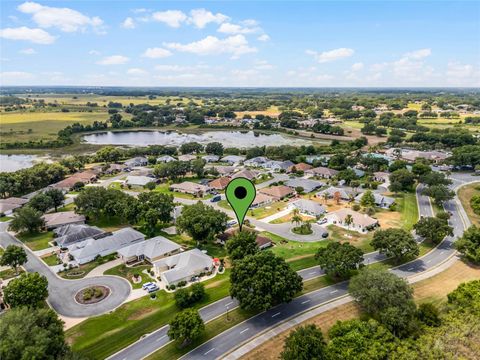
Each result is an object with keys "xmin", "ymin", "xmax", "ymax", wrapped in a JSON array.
[
  {"xmin": 108, "ymin": 183, "xmax": 439, "ymax": 360},
  {"xmin": 0, "ymin": 222, "xmax": 131, "ymax": 317}
]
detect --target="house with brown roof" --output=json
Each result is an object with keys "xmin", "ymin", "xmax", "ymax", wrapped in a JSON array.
[
  {"xmin": 208, "ymin": 177, "xmax": 230, "ymax": 190},
  {"xmin": 51, "ymin": 170, "xmax": 98, "ymax": 191},
  {"xmin": 170, "ymin": 182, "xmax": 209, "ymax": 197},
  {"xmin": 305, "ymin": 166, "xmax": 339, "ymax": 179},
  {"xmin": 259, "ymin": 185, "xmax": 295, "ymax": 201},
  {"xmin": 324, "ymin": 208, "xmax": 378, "ymax": 233},
  {"xmin": 251, "ymin": 193, "xmax": 274, "ymax": 208},
  {"xmin": 287, "ymin": 162, "xmax": 313, "ymax": 173},
  {"xmin": 231, "ymin": 169, "xmax": 261, "ymax": 181},
  {"xmin": 42, "ymin": 211, "xmax": 86, "ymax": 229},
  {"xmin": 0, "ymin": 197, "xmax": 29, "ymax": 216}
]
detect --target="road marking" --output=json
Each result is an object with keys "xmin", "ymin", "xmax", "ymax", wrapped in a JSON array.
[
  {"xmin": 156, "ymin": 335, "xmax": 167, "ymax": 342},
  {"xmin": 309, "ymin": 271, "xmax": 316, "ymax": 275},
  {"xmin": 440, "ymin": 251, "xmax": 445, "ymax": 255},
  {"xmin": 240, "ymin": 328, "xmax": 249, "ymax": 334},
  {"xmin": 225, "ymin": 302, "xmax": 233, "ymax": 307},
  {"xmin": 330, "ymin": 290, "xmax": 338, "ymax": 294},
  {"xmin": 204, "ymin": 348, "xmax": 215, "ymax": 356},
  {"xmin": 272, "ymin": 312, "xmax": 281, "ymax": 317},
  {"xmin": 426, "ymin": 259, "xmax": 431, "ymax": 264},
  {"xmin": 301, "ymin": 300, "xmax": 310, "ymax": 304},
  {"xmin": 408, "ymin": 267, "xmax": 414, "ymax": 271}
]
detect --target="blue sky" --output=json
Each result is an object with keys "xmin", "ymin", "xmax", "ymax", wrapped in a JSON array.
[{"xmin": 1, "ymin": 1, "xmax": 479, "ymax": 87}]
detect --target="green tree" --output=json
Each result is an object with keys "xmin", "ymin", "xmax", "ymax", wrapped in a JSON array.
[
  {"xmin": 96, "ymin": 146, "xmax": 122, "ymax": 163},
  {"xmin": 455, "ymin": 225, "xmax": 480, "ymax": 264},
  {"xmin": 344, "ymin": 214, "xmax": 353, "ymax": 229},
  {"xmin": 414, "ymin": 216, "xmax": 453, "ymax": 244},
  {"xmin": 230, "ymin": 251, "xmax": 303, "ymax": 311},
  {"xmin": 0, "ymin": 307, "xmax": 71, "ymax": 360},
  {"xmin": 422, "ymin": 184, "xmax": 454, "ymax": 206},
  {"xmin": 349, "ymin": 267, "xmax": 417, "ymax": 337},
  {"xmin": 388, "ymin": 160, "xmax": 408, "ymax": 173},
  {"xmin": 167, "ymin": 308, "xmax": 205, "ymax": 346},
  {"xmin": 8, "ymin": 206, "xmax": 44, "ymax": 233},
  {"xmin": 419, "ymin": 172, "xmax": 451, "ymax": 187},
  {"xmin": 315, "ymin": 242, "xmax": 364, "ymax": 279},
  {"xmin": 180, "ymin": 142, "xmax": 203, "ymax": 154},
  {"xmin": 371, "ymin": 228, "xmax": 419, "ymax": 263},
  {"xmin": 411, "ymin": 162, "xmax": 431, "ymax": 177},
  {"xmin": 174, "ymin": 288, "xmax": 192, "ymax": 309},
  {"xmin": 471, "ymin": 194, "xmax": 480, "ymax": 215},
  {"xmin": 0, "ymin": 245, "xmax": 27, "ymax": 274},
  {"xmin": 137, "ymin": 192, "xmax": 174, "ymax": 232},
  {"xmin": 389, "ymin": 169, "xmax": 415, "ymax": 192},
  {"xmin": 360, "ymin": 190, "xmax": 376, "ymax": 208},
  {"xmin": 280, "ymin": 324, "xmax": 327, "ymax": 360},
  {"xmin": 205, "ymin": 142, "xmax": 224, "ymax": 156},
  {"xmin": 44, "ymin": 188, "xmax": 64, "ymax": 212},
  {"xmin": 191, "ymin": 158, "xmax": 205, "ymax": 178},
  {"xmin": 176, "ymin": 202, "xmax": 228, "ymax": 245},
  {"xmin": 225, "ymin": 230, "xmax": 258, "ymax": 261},
  {"xmin": 3, "ymin": 272, "xmax": 48, "ymax": 308},
  {"xmin": 447, "ymin": 279, "xmax": 480, "ymax": 315},
  {"xmin": 28, "ymin": 193, "xmax": 54, "ymax": 213},
  {"xmin": 417, "ymin": 303, "xmax": 441, "ymax": 327}
]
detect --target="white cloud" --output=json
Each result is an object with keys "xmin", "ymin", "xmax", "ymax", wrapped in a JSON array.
[
  {"xmin": 351, "ymin": 62, "xmax": 364, "ymax": 71},
  {"xmin": 254, "ymin": 60, "xmax": 274, "ymax": 70},
  {"xmin": 218, "ymin": 22, "xmax": 258, "ymax": 34},
  {"xmin": 164, "ymin": 35, "xmax": 256, "ymax": 59},
  {"xmin": 403, "ymin": 48, "xmax": 431, "ymax": 59},
  {"xmin": 154, "ymin": 64, "xmax": 209, "ymax": 72},
  {"xmin": 0, "ymin": 71, "xmax": 34, "ymax": 84},
  {"xmin": 257, "ymin": 34, "xmax": 270, "ymax": 42},
  {"xmin": 20, "ymin": 48, "xmax": 36, "ymax": 55},
  {"xmin": 96, "ymin": 55, "xmax": 129, "ymax": 65},
  {"xmin": 188, "ymin": 8, "xmax": 229, "ymax": 28},
  {"xmin": 18, "ymin": 1, "xmax": 104, "ymax": 33},
  {"xmin": 142, "ymin": 47, "xmax": 172, "ymax": 58},
  {"xmin": 0, "ymin": 26, "xmax": 55, "ymax": 44},
  {"xmin": 446, "ymin": 62, "xmax": 480, "ymax": 86},
  {"xmin": 307, "ymin": 48, "xmax": 354, "ymax": 63},
  {"xmin": 152, "ymin": 10, "xmax": 187, "ymax": 28},
  {"xmin": 122, "ymin": 17, "xmax": 135, "ymax": 29},
  {"xmin": 127, "ymin": 68, "xmax": 148, "ymax": 76},
  {"xmin": 392, "ymin": 49, "xmax": 433, "ymax": 79}
]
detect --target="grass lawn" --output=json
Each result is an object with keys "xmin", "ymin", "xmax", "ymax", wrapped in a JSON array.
[
  {"xmin": 248, "ymin": 201, "xmax": 289, "ymax": 220},
  {"xmin": 17, "ymin": 231, "xmax": 53, "ymax": 251},
  {"xmin": 68, "ymin": 269, "xmax": 232, "ymax": 359},
  {"xmin": 59, "ymin": 254, "xmax": 117, "ymax": 279},
  {"xmin": 395, "ymin": 191, "xmax": 419, "ymax": 231},
  {"xmin": 0, "ymin": 268, "xmax": 24, "ymax": 280},
  {"xmin": 57, "ymin": 202, "xmax": 76, "ymax": 212},
  {"xmin": 154, "ymin": 183, "xmax": 212, "ymax": 200},
  {"xmin": 326, "ymin": 225, "xmax": 374, "ymax": 253},
  {"xmin": 458, "ymin": 182, "xmax": 480, "ymax": 226},
  {"xmin": 104, "ymin": 263, "xmax": 153, "ymax": 289},
  {"xmin": 41, "ymin": 253, "xmax": 60, "ymax": 266},
  {"xmin": 0, "ymin": 216, "xmax": 12, "ymax": 222},
  {"xmin": 88, "ymin": 215, "xmax": 128, "ymax": 232}
]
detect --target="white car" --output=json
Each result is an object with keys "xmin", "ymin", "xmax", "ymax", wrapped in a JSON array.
[
  {"xmin": 317, "ymin": 218, "xmax": 327, "ymax": 225},
  {"xmin": 226, "ymin": 220, "xmax": 238, "ymax": 228},
  {"xmin": 142, "ymin": 282, "xmax": 155, "ymax": 290}
]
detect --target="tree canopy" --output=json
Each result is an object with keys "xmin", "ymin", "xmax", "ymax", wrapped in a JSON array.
[
  {"xmin": 371, "ymin": 228, "xmax": 419, "ymax": 263},
  {"xmin": 8, "ymin": 206, "xmax": 44, "ymax": 233},
  {"xmin": 413, "ymin": 216, "xmax": 453, "ymax": 244},
  {"xmin": 167, "ymin": 308, "xmax": 205, "ymax": 346},
  {"xmin": 3, "ymin": 272, "xmax": 49, "ymax": 308},
  {"xmin": 455, "ymin": 225, "xmax": 480, "ymax": 264},
  {"xmin": 0, "ymin": 244, "xmax": 27, "ymax": 274},
  {"xmin": 281, "ymin": 324, "xmax": 327, "ymax": 360},
  {"xmin": 315, "ymin": 242, "xmax": 364, "ymax": 279},
  {"xmin": 225, "ymin": 230, "xmax": 259, "ymax": 261}
]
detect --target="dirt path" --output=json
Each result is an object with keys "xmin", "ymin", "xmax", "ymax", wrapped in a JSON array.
[{"xmin": 241, "ymin": 260, "xmax": 480, "ymax": 360}]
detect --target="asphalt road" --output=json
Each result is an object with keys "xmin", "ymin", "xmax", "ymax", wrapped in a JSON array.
[
  {"xmin": 0, "ymin": 222, "xmax": 131, "ymax": 317},
  {"xmin": 107, "ymin": 185, "xmax": 436, "ymax": 360}
]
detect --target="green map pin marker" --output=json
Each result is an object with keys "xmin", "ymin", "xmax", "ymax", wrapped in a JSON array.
[{"xmin": 225, "ymin": 177, "xmax": 256, "ymax": 231}]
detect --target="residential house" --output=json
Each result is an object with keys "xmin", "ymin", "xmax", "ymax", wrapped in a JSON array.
[
  {"xmin": 385, "ymin": 148, "xmax": 449, "ymax": 164},
  {"xmin": 287, "ymin": 162, "xmax": 313, "ymax": 173},
  {"xmin": 373, "ymin": 172, "xmax": 390, "ymax": 183},
  {"xmin": 305, "ymin": 155, "xmax": 330, "ymax": 165},
  {"xmin": 202, "ymin": 155, "xmax": 220, "ymax": 163},
  {"xmin": 205, "ymin": 165, "xmax": 236, "ymax": 177},
  {"xmin": 259, "ymin": 185, "xmax": 295, "ymax": 201},
  {"xmin": 125, "ymin": 175, "xmax": 154, "ymax": 187},
  {"xmin": 316, "ymin": 186, "xmax": 359, "ymax": 201},
  {"xmin": 157, "ymin": 155, "xmax": 176, "ymax": 163},
  {"xmin": 178, "ymin": 154, "xmax": 197, "ymax": 162},
  {"xmin": 54, "ymin": 224, "xmax": 103, "ymax": 248},
  {"xmin": 124, "ymin": 157, "xmax": 148, "ymax": 168},
  {"xmin": 43, "ymin": 211, "xmax": 86, "ymax": 230},
  {"xmin": 255, "ymin": 235, "xmax": 272, "ymax": 249},
  {"xmin": 244, "ymin": 156, "xmax": 270, "ymax": 167},
  {"xmin": 208, "ymin": 177, "xmax": 230, "ymax": 190},
  {"xmin": 68, "ymin": 227, "xmax": 145, "ymax": 264},
  {"xmin": 0, "ymin": 197, "xmax": 29, "ymax": 216},
  {"xmin": 103, "ymin": 163, "xmax": 125, "ymax": 175},
  {"xmin": 284, "ymin": 178, "xmax": 325, "ymax": 193},
  {"xmin": 325, "ymin": 208, "xmax": 378, "ymax": 233},
  {"xmin": 305, "ymin": 166, "xmax": 339, "ymax": 179},
  {"xmin": 170, "ymin": 182, "xmax": 209, "ymax": 197},
  {"xmin": 251, "ymin": 193, "xmax": 274, "ymax": 208},
  {"xmin": 355, "ymin": 193, "xmax": 395, "ymax": 209},
  {"xmin": 288, "ymin": 199, "xmax": 326, "ymax": 217},
  {"xmin": 117, "ymin": 236, "xmax": 182, "ymax": 264},
  {"xmin": 153, "ymin": 248, "xmax": 214, "ymax": 286},
  {"xmin": 220, "ymin": 155, "xmax": 245, "ymax": 166},
  {"xmin": 231, "ymin": 169, "xmax": 261, "ymax": 181},
  {"xmin": 217, "ymin": 229, "xmax": 272, "ymax": 249},
  {"xmin": 51, "ymin": 170, "xmax": 98, "ymax": 191},
  {"xmin": 263, "ymin": 160, "xmax": 295, "ymax": 172}
]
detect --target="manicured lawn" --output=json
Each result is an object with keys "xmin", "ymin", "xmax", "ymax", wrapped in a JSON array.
[
  {"xmin": 0, "ymin": 216, "xmax": 11, "ymax": 222},
  {"xmin": 326, "ymin": 225, "xmax": 374, "ymax": 253},
  {"xmin": 0, "ymin": 268, "xmax": 24, "ymax": 280},
  {"xmin": 88, "ymin": 215, "xmax": 127, "ymax": 231},
  {"xmin": 57, "ymin": 202, "xmax": 75, "ymax": 212},
  {"xmin": 68, "ymin": 269, "xmax": 232, "ymax": 359},
  {"xmin": 287, "ymin": 255, "xmax": 318, "ymax": 271},
  {"xmin": 104, "ymin": 263, "xmax": 153, "ymax": 289},
  {"xmin": 59, "ymin": 254, "xmax": 117, "ymax": 279},
  {"xmin": 42, "ymin": 253, "xmax": 60, "ymax": 266},
  {"xmin": 248, "ymin": 201, "xmax": 289, "ymax": 220},
  {"xmin": 17, "ymin": 231, "xmax": 53, "ymax": 251},
  {"xmin": 392, "ymin": 192, "xmax": 419, "ymax": 231},
  {"xmin": 458, "ymin": 182, "xmax": 480, "ymax": 226},
  {"xmin": 154, "ymin": 183, "xmax": 212, "ymax": 200}
]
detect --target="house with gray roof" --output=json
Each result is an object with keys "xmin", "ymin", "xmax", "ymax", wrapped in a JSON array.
[
  {"xmin": 68, "ymin": 227, "xmax": 145, "ymax": 264},
  {"xmin": 220, "ymin": 155, "xmax": 245, "ymax": 166},
  {"xmin": 288, "ymin": 199, "xmax": 326, "ymax": 217},
  {"xmin": 316, "ymin": 186, "xmax": 360, "ymax": 201},
  {"xmin": 285, "ymin": 178, "xmax": 325, "ymax": 193},
  {"xmin": 125, "ymin": 175, "xmax": 155, "ymax": 187},
  {"xmin": 54, "ymin": 224, "xmax": 104, "ymax": 248},
  {"xmin": 262, "ymin": 160, "xmax": 295, "ymax": 172},
  {"xmin": 244, "ymin": 156, "xmax": 270, "ymax": 167},
  {"xmin": 0, "ymin": 197, "xmax": 29, "ymax": 216},
  {"xmin": 153, "ymin": 248, "xmax": 214, "ymax": 286},
  {"xmin": 117, "ymin": 236, "xmax": 181, "ymax": 264},
  {"xmin": 157, "ymin": 155, "xmax": 176, "ymax": 163},
  {"xmin": 355, "ymin": 192, "xmax": 395, "ymax": 209},
  {"xmin": 43, "ymin": 211, "xmax": 86, "ymax": 229},
  {"xmin": 124, "ymin": 157, "xmax": 148, "ymax": 168},
  {"xmin": 305, "ymin": 166, "xmax": 339, "ymax": 179},
  {"xmin": 202, "ymin": 155, "xmax": 220, "ymax": 163}
]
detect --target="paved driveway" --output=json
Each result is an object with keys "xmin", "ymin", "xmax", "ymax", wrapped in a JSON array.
[{"xmin": 0, "ymin": 222, "xmax": 131, "ymax": 318}]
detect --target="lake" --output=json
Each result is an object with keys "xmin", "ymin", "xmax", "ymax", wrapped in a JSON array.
[
  {"xmin": 0, "ymin": 154, "xmax": 39, "ymax": 173},
  {"xmin": 82, "ymin": 130, "xmax": 317, "ymax": 148}
]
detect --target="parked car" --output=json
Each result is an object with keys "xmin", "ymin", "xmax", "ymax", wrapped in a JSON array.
[
  {"xmin": 210, "ymin": 195, "xmax": 222, "ymax": 202},
  {"xmin": 321, "ymin": 232, "xmax": 329, "ymax": 238},
  {"xmin": 317, "ymin": 218, "xmax": 327, "ymax": 225},
  {"xmin": 226, "ymin": 220, "xmax": 238, "ymax": 228},
  {"xmin": 147, "ymin": 284, "xmax": 159, "ymax": 293},
  {"xmin": 142, "ymin": 282, "xmax": 155, "ymax": 290}
]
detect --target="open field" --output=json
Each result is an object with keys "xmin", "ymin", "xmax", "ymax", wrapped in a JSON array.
[
  {"xmin": 458, "ymin": 181, "xmax": 480, "ymax": 226},
  {"xmin": 235, "ymin": 105, "xmax": 281, "ymax": 118},
  {"xmin": 241, "ymin": 259, "xmax": 480, "ymax": 360}
]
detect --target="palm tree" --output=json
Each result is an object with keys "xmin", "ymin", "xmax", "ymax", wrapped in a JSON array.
[
  {"xmin": 344, "ymin": 214, "xmax": 353, "ymax": 230},
  {"xmin": 323, "ymin": 192, "xmax": 329, "ymax": 205},
  {"xmin": 291, "ymin": 208, "xmax": 302, "ymax": 227}
]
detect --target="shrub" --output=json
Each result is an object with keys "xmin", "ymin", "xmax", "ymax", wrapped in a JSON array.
[
  {"xmin": 352, "ymin": 204, "xmax": 361, "ymax": 211},
  {"xmin": 94, "ymin": 288, "xmax": 103, "ymax": 298},
  {"xmin": 177, "ymin": 280, "xmax": 187, "ymax": 287},
  {"xmin": 169, "ymin": 284, "xmax": 176, "ymax": 290},
  {"xmin": 417, "ymin": 303, "xmax": 441, "ymax": 327}
]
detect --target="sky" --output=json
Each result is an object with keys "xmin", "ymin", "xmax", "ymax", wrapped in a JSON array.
[{"xmin": 0, "ymin": 1, "xmax": 479, "ymax": 87}]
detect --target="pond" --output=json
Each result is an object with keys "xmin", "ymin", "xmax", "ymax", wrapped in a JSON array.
[
  {"xmin": 0, "ymin": 154, "xmax": 39, "ymax": 173},
  {"xmin": 82, "ymin": 130, "xmax": 318, "ymax": 148}
]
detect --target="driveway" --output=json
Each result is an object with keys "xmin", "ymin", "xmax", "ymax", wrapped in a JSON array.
[{"xmin": 0, "ymin": 222, "xmax": 131, "ymax": 318}]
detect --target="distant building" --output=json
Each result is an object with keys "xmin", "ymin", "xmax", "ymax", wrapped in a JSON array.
[
  {"xmin": 0, "ymin": 197, "xmax": 29, "ymax": 216},
  {"xmin": 231, "ymin": 169, "xmax": 261, "ymax": 181},
  {"xmin": 208, "ymin": 177, "xmax": 230, "ymax": 190},
  {"xmin": 124, "ymin": 157, "xmax": 148, "ymax": 168},
  {"xmin": 305, "ymin": 166, "xmax": 339, "ymax": 179},
  {"xmin": 125, "ymin": 175, "xmax": 155, "ymax": 187},
  {"xmin": 355, "ymin": 192, "xmax": 395, "ymax": 209},
  {"xmin": 220, "ymin": 155, "xmax": 245, "ymax": 166},
  {"xmin": 316, "ymin": 186, "xmax": 360, "ymax": 201},
  {"xmin": 287, "ymin": 162, "xmax": 313, "ymax": 173},
  {"xmin": 251, "ymin": 193, "xmax": 274, "ymax": 208},
  {"xmin": 157, "ymin": 155, "xmax": 176, "ymax": 163},
  {"xmin": 244, "ymin": 156, "xmax": 270, "ymax": 167},
  {"xmin": 43, "ymin": 211, "xmax": 86, "ymax": 229},
  {"xmin": 178, "ymin": 154, "xmax": 197, "ymax": 162},
  {"xmin": 117, "ymin": 236, "xmax": 182, "ymax": 264},
  {"xmin": 202, "ymin": 155, "xmax": 220, "ymax": 163},
  {"xmin": 288, "ymin": 199, "xmax": 326, "ymax": 217},
  {"xmin": 259, "ymin": 185, "xmax": 295, "ymax": 201},
  {"xmin": 284, "ymin": 178, "xmax": 325, "ymax": 193},
  {"xmin": 170, "ymin": 182, "xmax": 209, "ymax": 197}
]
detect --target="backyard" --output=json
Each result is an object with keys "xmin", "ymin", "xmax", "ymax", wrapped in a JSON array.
[{"xmin": 17, "ymin": 231, "xmax": 53, "ymax": 251}]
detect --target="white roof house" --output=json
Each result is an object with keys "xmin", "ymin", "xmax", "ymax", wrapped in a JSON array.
[
  {"xmin": 316, "ymin": 186, "xmax": 360, "ymax": 200},
  {"xmin": 285, "ymin": 178, "xmax": 325, "ymax": 193},
  {"xmin": 325, "ymin": 208, "xmax": 378, "ymax": 233},
  {"xmin": 202, "ymin": 155, "xmax": 220, "ymax": 163},
  {"xmin": 288, "ymin": 199, "xmax": 326, "ymax": 216},
  {"xmin": 220, "ymin": 155, "xmax": 245, "ymax": 165},
  {"xmin": 244, "ymin": 156, "xmax": 270, "ymax": 167},
  {"xmin": 157, "ymin": 155, "xmax": 176, "ymax": 163},
  {"xmin": 68, "ymin": 228, "xmax": 145, "ymax": 264},
  {"xmin": 124, "ymin": 157, "xmax": 148, "ymax": 167},
  {"xmin": 262, "ymin": 160, "xmax": 294, "ymax": 172},
  {"xmin": 355, "ymin": 192, "xmax": 395, "ymax": 209},
  {"xmin": 153, "ymin": 248, "xmax": 214, "ymax": 286},
  {"xmin": 117, "ymin": 236, "xmax": 181, "ymax": 263},
  {"xmin": 125, "ymin": 175, "xmax": 154, "ymax": 187}
]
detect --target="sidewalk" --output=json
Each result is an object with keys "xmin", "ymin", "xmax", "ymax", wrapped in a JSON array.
[{"xmin": 85, "ymin": 258, "xmax": 123, "ymax": 278}]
